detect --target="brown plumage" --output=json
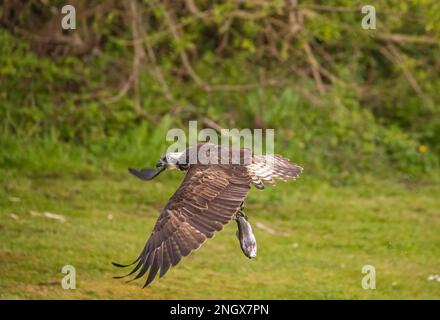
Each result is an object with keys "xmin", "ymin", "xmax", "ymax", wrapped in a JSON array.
[{"xmin": 114, "ymin": 144, "xmax": 302, "ymax": 287}]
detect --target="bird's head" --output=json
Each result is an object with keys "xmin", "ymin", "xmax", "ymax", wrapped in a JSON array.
[
  {"xmin": 128, "ymin": 151, "xmax": 188, "ymax": 181},
  {"xmin": 156, "ymin": 151, "xmax": 189, "ymax": 171}
]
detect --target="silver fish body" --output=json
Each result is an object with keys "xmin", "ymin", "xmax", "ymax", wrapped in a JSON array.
[{"xmin": 235, "ymin": 214, "xmax": 257, "ymax": 259}]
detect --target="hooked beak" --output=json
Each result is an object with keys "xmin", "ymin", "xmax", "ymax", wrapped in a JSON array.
[{"xmin": 156, "ymin": 160, "xmax": 164, "ymax": 168}]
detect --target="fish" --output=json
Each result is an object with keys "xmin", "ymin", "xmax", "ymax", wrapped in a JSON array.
[{"xmin": 235, "ymin": 212, "xmax": 257, "ymax": 259}]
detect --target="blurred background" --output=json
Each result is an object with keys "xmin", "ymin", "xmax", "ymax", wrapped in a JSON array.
[{"xmin": 0, "ymin": 0, "xmax": 439, "ymax": 299}]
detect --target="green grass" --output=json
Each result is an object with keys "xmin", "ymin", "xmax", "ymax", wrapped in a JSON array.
[{"xmin": 1, "ymin": 165, "xmax": 439, "ymax": 300}]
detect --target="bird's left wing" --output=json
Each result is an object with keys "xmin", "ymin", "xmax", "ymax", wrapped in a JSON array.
[
  {"xmin": 114, "ymin": 164, "xmax": 251, "ymax": 287},
  {"xmin": 247, "ymin": 154, "xmax": 303, "ymax": 189}
]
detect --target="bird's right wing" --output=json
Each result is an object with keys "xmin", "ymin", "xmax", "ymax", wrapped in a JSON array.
[{"xmin": 114, "ymin": 164, "xmax": 251, "ymax": 287}]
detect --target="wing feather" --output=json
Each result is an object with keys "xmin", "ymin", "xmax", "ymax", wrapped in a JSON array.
[
  {"xmin": 247, "ymin": 154, "xmax": 303, "ymax": 188},
  {"xmin": 115, "ymin": 164, "xmax": 251, "ymax": 287}
]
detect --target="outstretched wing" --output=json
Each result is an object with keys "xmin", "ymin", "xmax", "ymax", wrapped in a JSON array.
[
  {"xmin": 115, "ymin": 164, "xmax": 251, "ymax": 287},
  {"xmin": 246, "ymin": 154, "xmax": 303, "ymax": 189}
]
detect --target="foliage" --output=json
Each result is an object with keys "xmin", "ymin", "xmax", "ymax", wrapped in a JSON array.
[
  {"xmin": 1, "ymin": 1, "xmax": 440, "ymax": 300},
  {"xmin": 0, "ymin": 0, "xmax": 439, "ymax": 179}
]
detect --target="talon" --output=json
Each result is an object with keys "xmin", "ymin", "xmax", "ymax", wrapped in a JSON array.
[{"xmin": 235, "ymin": 209, "xmax": 247, "ymax": 221}]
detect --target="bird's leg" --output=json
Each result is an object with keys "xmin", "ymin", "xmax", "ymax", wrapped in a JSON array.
[{"xmin": 234, "ymin": 202, "xmax": 247, "ymax": 221}]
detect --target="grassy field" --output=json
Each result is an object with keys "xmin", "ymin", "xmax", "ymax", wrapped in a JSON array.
[{"xmin": 1, "ymin": 164, "xmax": 439, "ymax": 300}]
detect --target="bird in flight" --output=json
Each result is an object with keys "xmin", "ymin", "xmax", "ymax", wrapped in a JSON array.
[{"xmin": 113, "ymin": 143, "xmax": 302, "ymax": 287}]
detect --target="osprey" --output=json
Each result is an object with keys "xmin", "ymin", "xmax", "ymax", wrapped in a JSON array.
[{"xmin": 113, "ymin": 144, "xmax": 302, "ymax": 287}]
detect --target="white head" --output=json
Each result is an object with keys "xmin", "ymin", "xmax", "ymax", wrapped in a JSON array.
[{"xmin": 156, "ymin": 151, "xmax": 188, "ymax": 171}]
